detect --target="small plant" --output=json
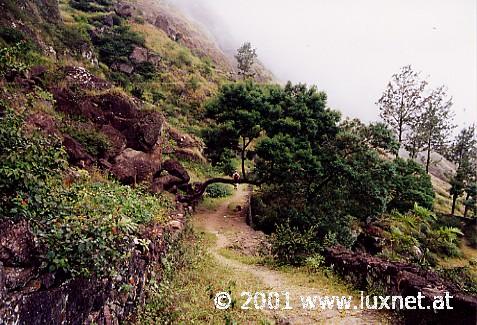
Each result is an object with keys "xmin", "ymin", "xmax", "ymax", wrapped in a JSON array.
[
  {"xmin": 271, "ymin": 221, "xmax": 320, "ymax": 265},
  {"xmin": 305, "ymin": 253, "xmax": 325, "ymax": 272},
  {"xmin": 205, "ymin": 183, "xmax": 233, "ymax": 198}
]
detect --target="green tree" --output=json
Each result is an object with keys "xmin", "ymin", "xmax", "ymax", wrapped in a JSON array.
[
  {"xmin": 463, "ymin": 183, "xmax": 477, "ymax": 218},
  {"xmin": 448, "ymin": 125, "xmax": 476, "ymax": 215},
  {"xmin": 415, "ymin": 86, "xmax": 455, "ymax": 173},
  {"xmin": 204, "ymin": 82, "xmax": 267, "ymax": 178},
  {"xmin": 377, "ymin": 65, "xmax": 427, "ymax": 156},
  {"xmin": 235, "ymin": 42, "xmax": 257, "ymax": 79}
]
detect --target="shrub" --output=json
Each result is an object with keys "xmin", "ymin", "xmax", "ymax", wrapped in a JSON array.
[
  {"xmin": 174, "ymin": 48, "xmax": 193, "ymax": 67},
  {"xmin": 61, "ymin": 25, "xmax": 92, "ymax": 51},
  {"xmin": 0, "ymin": 109, "xmax": 67, "ymax": 219},
  {"xmin": 0, "ymin": 42, "xmax": 31, "ymax": 78},
  {"xmin": 205, "ymin": 183, "xmax": 233, "ymax": 198},
  {"xmin": 438, "ymin": 267, "xmax": 477, "ymax": 294},
  {"xmin": 135, "ymin": 61, "xmax": 156, "ymax": 80},
  {"xmin": 271, "ymin": 221, "xmax": 320, "ymax": 265},
  {"xmin": 0, "ymin": 27, "xmax": 24, "ymax": 45},
  {"xmin": 40, "ymin": 180, "xmax": 171, "ymax": 276},
  {"xmin": 94, "ymin": 25, "xmax": 145, "ymax": 66}
]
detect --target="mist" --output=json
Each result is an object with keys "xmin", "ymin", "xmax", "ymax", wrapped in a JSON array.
[{"xmin": 169, "ymin": 0, "xmax": 476, "ymax": 127}]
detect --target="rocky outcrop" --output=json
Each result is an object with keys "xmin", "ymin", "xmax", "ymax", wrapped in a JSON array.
[
  {"xmin": 51, "ymin": 68, "xmax": 164, "ymax": 160},
  {"xmin": 129, "ymin": 46, "xmax": 161, "ymax": 65},
  {"xmin": 0, "ymin": 209, "xmax": 187, "ymax": 325},
  {"xmin": 111, "ymin": 148, "xmax": 160, "ymax": 185},
  {"xmin": 324, "ymin": 246, "xmax": 477, "ymax": 324},
  {"xmin": 0, "ymin": 220, "xmax": 38, "ymax": 267}
]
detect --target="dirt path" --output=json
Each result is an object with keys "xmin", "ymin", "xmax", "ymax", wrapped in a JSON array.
[{"xmin": 194, "ymin": 186, "xmax": 390, "ymax": 324}]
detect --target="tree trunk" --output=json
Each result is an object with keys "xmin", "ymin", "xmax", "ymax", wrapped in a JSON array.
[
  {"xmin": 241, "ymin": 137, "xmax": 246, "ymax": 179},
  {"xmin": 451, "ymin": 194, "xmax": 457, "ymax": 216},
  {"xmin": 397, "ymin": 125, "xmax": 402, "ymax": 158},
  {"xmin": 425, "ymin": 137, "xmax": 432, "ymax": 174},
  {"xmin": 464, "ymin": 192, "xmax": 471, "ymax": 218}
]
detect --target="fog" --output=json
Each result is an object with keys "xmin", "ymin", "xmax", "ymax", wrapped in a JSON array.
[{"xmin": 170, "ymin": 0, "xmax": 476, "ymax": 127}]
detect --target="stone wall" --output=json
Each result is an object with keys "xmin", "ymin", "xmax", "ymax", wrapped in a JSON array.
[
  {"xmin": 324, "ymin": 246, "xmax": 477, "ymax": 324},
  {"xmin": 0, "ymin": 208, "xmax": 186, "ymax": 325}
]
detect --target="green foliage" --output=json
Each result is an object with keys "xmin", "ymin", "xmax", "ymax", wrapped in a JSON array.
[
  {"xmin": 70, "ymin": 0, "xmax": 111, "ymax": 12},
  {"xmin": 271, "ymin": 221, "xmax": 320, "ymax": 265},
  {"xmin": 0, "ymin": 27, "xmax": 25, "ymax": 45},
  {"xmin": 173, "ymin": 48, "xmax": 193, "ymax": 67},
  {"xmin": 0, "ymin": 108, "xmax": 171, "ymax": 277},
  {"xmin": 235, "ymin": 42, "xmax": 257, "ymax": 78},
  {"xmin": 377, "ymin": 204, "xmax": 462, "ymax": 262},
  {"xmin": 0, "ymin": 109, "xmax": 67, "ymax": 219},
  {"xmin": 94, "ymin": 25, "xmax": 145, "ymax": 66},
  {"xmin": 60, "ymin": 24, "xmax": 92, "ymax": 51},
  {"xmin": 205, "ymin": 183, "xmax": 233, "ymax": 198},
  {"xmin": 40, "ymin": 179, "xmax": 170, "ymax": 276},
  {"xmin": 438, "ymin": 267, "xmax": 477, "ymax": 294},
  {"xmin": 0, "ymin": 42, "xmax": 31, "ymax": 78},
  {"xmin": 388, "ymin": 158, "xmax": 435, "ymax": 212}
]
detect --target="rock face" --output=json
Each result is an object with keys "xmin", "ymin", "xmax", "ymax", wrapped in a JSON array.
[
  {"xmin": 51, "ymin": 70, "xmax": 165, "ymax": 171},
  {"xmin": 0, "ymin": 211, "xmax": 187, "ymax": 324},
  {"xmin": 324, "ymin": 246, "xmax": 477, "ymax": 324},
  {"xmin": 0, "ymin": 220, "xmax": 37, "ymax": 267}
]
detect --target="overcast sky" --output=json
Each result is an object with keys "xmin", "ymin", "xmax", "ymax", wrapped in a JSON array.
[{"xmin": 171, "ymin": 0, "xmax": 476, "ymax": 128}]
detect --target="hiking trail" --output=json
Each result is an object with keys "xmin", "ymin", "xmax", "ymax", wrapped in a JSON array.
[{"xmin": 194, "ymin": 185, "xmax": 392, "ymax": 324}]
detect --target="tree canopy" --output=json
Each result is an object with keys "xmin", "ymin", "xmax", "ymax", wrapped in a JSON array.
[{"xmin": 203, "ymin": 81, "xmax": 435, "ymax": 247}]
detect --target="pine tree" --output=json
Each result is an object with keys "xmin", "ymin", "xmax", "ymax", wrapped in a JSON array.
[
  {"xmin": 448, "ymin": 125, "xmax": 476, "ymax": 215},
  {"xmin": 415, "ymin": 86, "xmax": 455, "ymax": 173},
  {"xmin": 235, "ymin": 42, "xmax": 257, "ymax": 79},
  {"xmin": 377, "ymin": 65, "xmax": 427, "ymax": 156}
]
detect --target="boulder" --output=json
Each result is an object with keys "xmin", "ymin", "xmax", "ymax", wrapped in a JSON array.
[
  {"xmin": 4, "ymin": 267, "xmax": 36, "ymax": 291},
  {"xmin": 100, "ymin": 124, "xmax": 126, "ymax": 159},
  {"xmin": 133, "ymin": 111, "xmax": 164, "ymax": 152},
  {"xmin": 148, "ymin": 53, "xmax": 161, "ymax": 66},
  {"xmin": 115, "ymin": 63, "xmax": 134, "ymax": 75},
  {"xmin": 152, "ymin": 175, "xmax": 182, "ymax": 192},
  {"xmin": 0, "ymin": 220, "xmax": 37, "ymax": 267},
  {"xmin": 62, "ymin": 135, "xmax": 94, "ymax": 167},
  {"xmin": 167, "ymin": 127, "xmax": 202, "ymax": 148},
  {"xmin": 111, "ymin": 149, "xmax": 160, "ymax": 185},
  {"xmin": 63, "ymin": 66, "xmax": 110, "ymax": 90},
  {"xmin": 115, "ymin": 3, "xmax": 134, "ymax": 17},
  {"xmin": 129, "ymin": 46, "xmax": 148, "ymax": 64},
  {"xmin": 160, "ymin": 159, "xmax": 190, "ymax": 183},
  {"xmin": 26, "ymin": 112, "xmax": 58, "ymax": 136}
]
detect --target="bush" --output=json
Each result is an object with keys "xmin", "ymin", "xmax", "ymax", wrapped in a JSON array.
[
  {"xmin": 94, "ymin": 25, "xmax": 145, "ymax": 66},
  {"xmin": 135, "ymin": 61, "xmax": 156, "ymax": 80},
  {"xmin": 61, "ymin": 25, "xmax": 92, "ymax": 52},
  {"xmin": 0, "ymin": 42, "xmax": 31, "ymax": 78},
  {"xmin": 40, "ymin": 179, "xmax": 170, "ymax": 276},
  {"xmin": 0, "ymin": 109, "xmax": 67, "ymax": 219},
  {"xmin": 438, "ymin": 267, "xmax": 477, "ymax": 294},
  {"xmin": 0, "ymin": 27, "xmax": 24, "ymax": 45},
  {"xmin": 205, "ymin": 183, "xmax": 233, "ymax": 198},
  {"xmin": 271, "ymin": 221, "xmax": 320, "ymax": 265}
]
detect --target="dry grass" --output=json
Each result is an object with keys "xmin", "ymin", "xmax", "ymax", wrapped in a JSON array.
[{"xmin": 137, "ymin": 228, "xmax": 274, "ymax": 324}]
